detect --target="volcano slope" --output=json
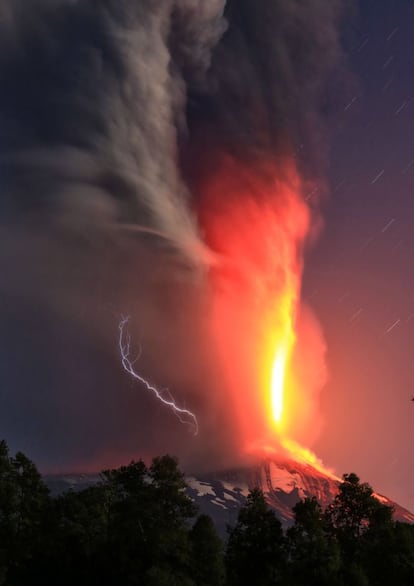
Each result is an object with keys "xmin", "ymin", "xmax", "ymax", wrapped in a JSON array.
[
  {"xmin": 185, "ymin": 458, "xmax": 414, "ymax": 536},
  {"xmin": 47, "ymin": 457, "xmax": 414, "ymax": 538}
]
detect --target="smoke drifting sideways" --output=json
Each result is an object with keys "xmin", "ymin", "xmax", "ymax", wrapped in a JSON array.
[{"xmin": 0, "ymin": 0, "xmax": 344, "ymax": 473}]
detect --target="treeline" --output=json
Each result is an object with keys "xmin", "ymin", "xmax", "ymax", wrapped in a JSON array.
[{"xmin": 1, "ymin": 440, "xmax": 414, "ymax": 585}]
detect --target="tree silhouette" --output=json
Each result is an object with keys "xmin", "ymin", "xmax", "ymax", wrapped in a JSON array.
[
  {"xmin": 325, "ymin": 473, "xmax": 395, "ymax": 585},
  {"xmin": 0, "ymin": 441, "xmax": 50, "ymax": 585},
  {"xmin": 101, "ymin": 455, "xmax": 196, "ymax": 584},
  {"xmin": 190, "ymin": 514, "xmax": 225, "ymax": 586},
  {"xmin": 287, "ymin": 496, "xmax": 341, "ymax": 586},
  {"xmin": 226, "ymin": 488, "xmax": 285, "ymax": 586}
]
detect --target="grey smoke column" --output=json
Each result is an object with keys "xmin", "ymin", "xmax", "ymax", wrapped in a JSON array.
[{"xmin": 0, "ymin": 0, "xmax": 226, "ymax": 265}]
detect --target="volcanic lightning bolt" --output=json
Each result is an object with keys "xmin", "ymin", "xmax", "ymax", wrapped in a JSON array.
[{"xmin": 118, "ymin": 316, "xmax": 199, "ymax": 436}]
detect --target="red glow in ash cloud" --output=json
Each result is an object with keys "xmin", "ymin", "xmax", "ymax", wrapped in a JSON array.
[{"xmin": 196, "ymin": 154, "xmax": 330, "ymax": 471}]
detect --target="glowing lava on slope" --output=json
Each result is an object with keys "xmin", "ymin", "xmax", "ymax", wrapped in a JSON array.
[{"xmin": 197, "ymin": 154, "xmax": 332, "ymax": 474}]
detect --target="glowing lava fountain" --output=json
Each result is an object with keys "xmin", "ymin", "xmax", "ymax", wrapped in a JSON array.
[{"xmin": 197, "ymin": 154, "xmax": 329, "ymax": 470}]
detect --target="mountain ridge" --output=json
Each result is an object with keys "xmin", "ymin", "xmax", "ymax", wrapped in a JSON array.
[{"xmin": 46, "ymin": 457, "xmax": 414, "ymax": 537}]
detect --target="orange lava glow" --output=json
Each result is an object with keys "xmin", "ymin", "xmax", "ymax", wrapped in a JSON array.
[
  {"xmin": 197, "ymin": 153, "xmax": 329, "ymax": 471},
  {"xmin": 270, "ymin": 293, "xmax": 295, "ymax": 427}
]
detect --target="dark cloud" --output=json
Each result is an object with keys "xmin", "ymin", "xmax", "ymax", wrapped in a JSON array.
[
  {"xmin": 0, "ymin": 0, "xmax": 344, "ymax": 471},
  {"xmin": 184, "ymin": 0, "xmax": 344, "ymax": 181}
]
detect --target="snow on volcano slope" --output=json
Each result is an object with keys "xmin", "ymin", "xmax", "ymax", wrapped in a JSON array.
[
  {"xmin": 186, "ymin": 458, "xmax": 414, "ymax": 536},
  {"xmin": 46, "ymin": 457, "xmax": 414, "ymax": 538}
]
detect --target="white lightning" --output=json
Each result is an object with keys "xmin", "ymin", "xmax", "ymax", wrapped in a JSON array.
[{"xmin": 118, "ymin": 316, "xmax": 198, "ymax": 435}]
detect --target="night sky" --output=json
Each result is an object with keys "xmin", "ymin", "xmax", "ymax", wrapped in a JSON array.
[
  {"xmin": 309, "ymin": 0, "xmax": 414, "ymax": 512},
  {"xmin": 1, "ymin": 0, "xmax": 414, "ymax": 514}
]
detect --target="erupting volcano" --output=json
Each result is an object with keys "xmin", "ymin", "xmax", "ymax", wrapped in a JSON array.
[
  {"xmin": 0, "ymin": 0, "xmax": 372, "ymax": 498},
  {"xmin": 196, "ymin": 154, "xmax": 330, "ymax": 473}
]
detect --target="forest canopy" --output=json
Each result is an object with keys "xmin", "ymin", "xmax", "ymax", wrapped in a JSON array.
[{"xmin": 0, "ymin": 440, "xmax": 413, "ymax": 585}]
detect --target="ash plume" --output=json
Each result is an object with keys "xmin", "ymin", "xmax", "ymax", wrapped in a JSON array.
[
  {"xmin": 0, "ymin": 0, "xmax": 226, "ymax": 264},
  {"xmin": 0, "ymin": 0, "xmax": 345, "ymax": 471},
  {"xmin": 184, "ymin": 0, "xmax": 343, "ymax": 179}
]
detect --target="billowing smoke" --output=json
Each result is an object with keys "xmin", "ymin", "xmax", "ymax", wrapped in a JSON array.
[
  {"xmin": 0, "ymin": 0, "xmax": 344, "ymax": 472},
  {"xmin": 0, "ymin": 0, "xmax": 228, "ymax": 263}
]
